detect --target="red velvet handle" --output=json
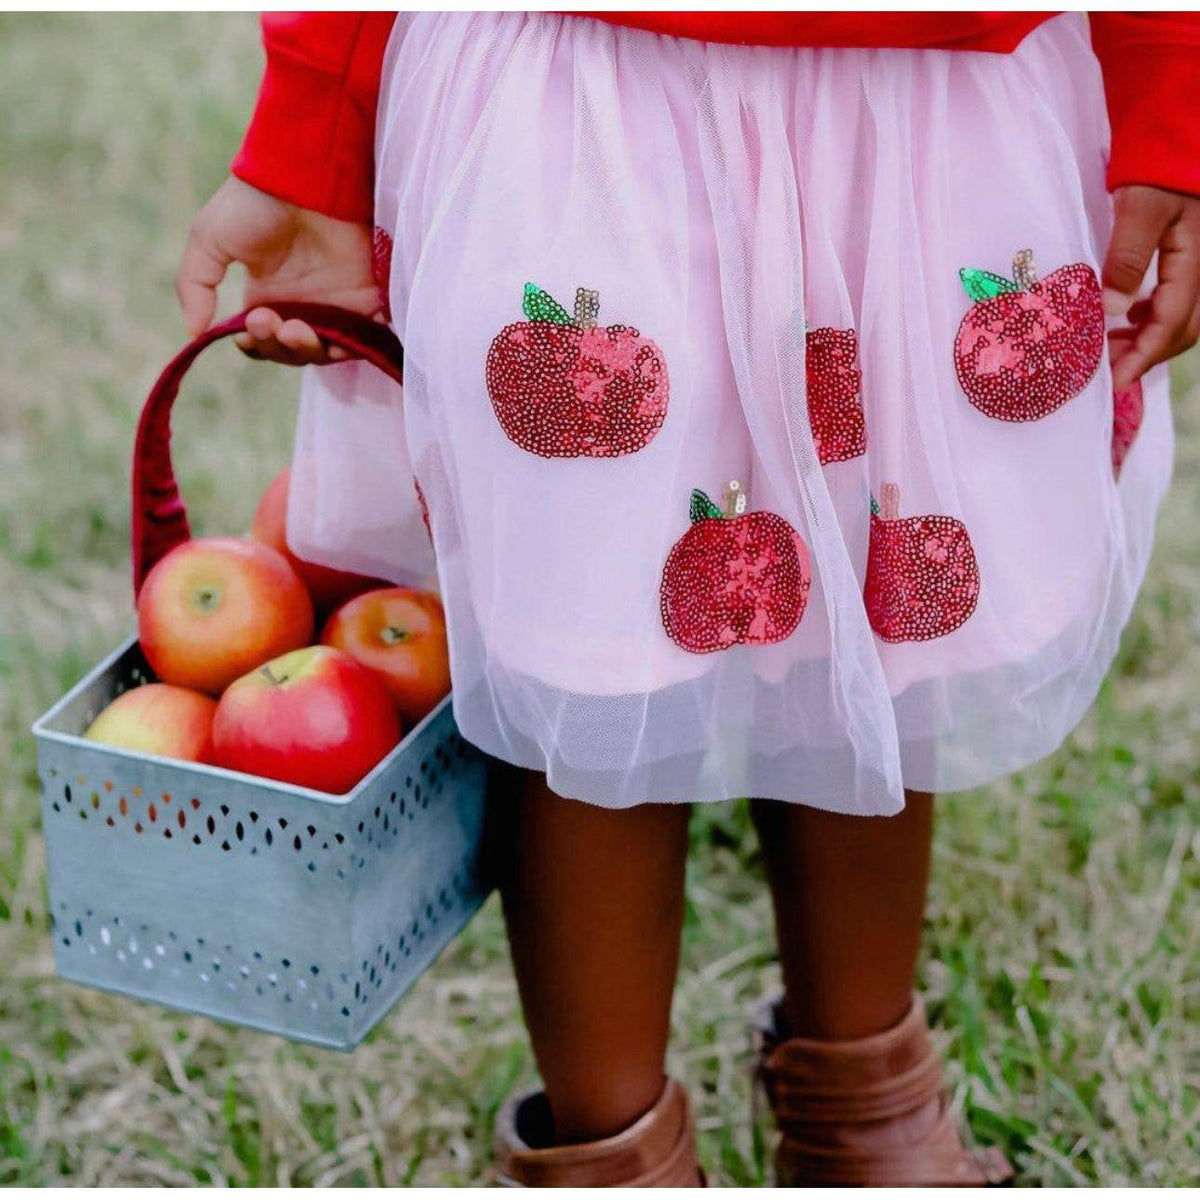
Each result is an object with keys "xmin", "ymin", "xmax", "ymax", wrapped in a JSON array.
[{"xmin": 131, "ymin": 302, "xmax": 404, "ymax": 596}]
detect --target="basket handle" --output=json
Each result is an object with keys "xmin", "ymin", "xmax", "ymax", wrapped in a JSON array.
[{"xmin": 131, "ymin": 302, "xmax": 404, "ymax": 597}]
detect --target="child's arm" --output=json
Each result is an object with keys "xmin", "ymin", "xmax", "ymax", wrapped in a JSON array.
[
  {"xmin": 176, "ymin": 14, "xmax": 394, "ymax": 363},
  {"xmin": 1091, "ymin": 13, "xmax": 1200, "ymax": 388}
]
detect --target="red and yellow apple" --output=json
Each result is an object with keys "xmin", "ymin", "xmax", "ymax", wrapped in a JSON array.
[
  {"xmin": 485, "ymin": 282, "xmax": 669, "ymax": 457},
  {"xmin": 320, "ymin": 587, "xmax": 451, "ymax": 724},
  {"xmin": 212, "ymin": 645, "xmax": 401, "ymax": 794},
  {"xmin": 137, "ymin": 537, "xmax": 313, "ymax": 695},
  {"xmin": 84, "ymin": 683, "xmax": 216, "ymax": 763},
  {"xmin": 251, "ymin": 466, "xmax": 387, "ymax": 613}
]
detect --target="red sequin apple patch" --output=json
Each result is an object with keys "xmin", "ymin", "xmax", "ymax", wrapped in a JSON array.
[
  {"xmin": 953, "ymin": 249, "xmax": 1103, "ymax": 422},
  {"xmin": 807, "ymin": 326, "xmax": 866, "ymax": 464},
  {"xmin": 485, "ymin": 283, "xmax": 669, "ymax": 458},
  {"xmin": 661, "ymin": 482, "xmax": 811, "ymax": 654},
  {"xmin": 372, "ymin": 227, "xmax": 394, "ymax": 323},
  {"xmin": 1111, "ymin": 380, "xmax": 1144, "ymax": 479},
  {"xmin": 864, "ymin": 484, "xmax": 980, "ymax": 643}
]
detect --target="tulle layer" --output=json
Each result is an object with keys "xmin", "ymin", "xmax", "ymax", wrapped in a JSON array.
[{"xmin": 288, "ymin": 12, "xmax": 1172, "ymax": 813}]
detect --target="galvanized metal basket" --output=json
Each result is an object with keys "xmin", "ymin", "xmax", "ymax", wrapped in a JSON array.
[{"xmin": 32, "ymin": 304, "xmax": 493, "ymax": 1050}]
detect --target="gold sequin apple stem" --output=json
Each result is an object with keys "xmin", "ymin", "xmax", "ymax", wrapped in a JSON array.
[
  {"xmin": 574, "ymin": 287, "xmax": 600, "ymax": 329},
  {"xmin": 871, "ymin": 481, "xmax": 901, "ymax": 520},
  {"xmin": 1012, "ymin": 248, "xmax": 1038, "ymax": 290},
  {"xmin": 723, "ymin": 479, "xmax": 748, "ymax": 517}
]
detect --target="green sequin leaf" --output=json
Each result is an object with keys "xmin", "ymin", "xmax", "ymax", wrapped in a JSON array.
[
  {"xmin": 522, "ymin": 283, "xmax": 573, "ymax": 325},
  {"xmin": 959, "ymin": 268, "xmax": 1019, "ymax": 302},
  {"xmin": 690, "ymin": 489, "xmax": 724, "ymax": 523},
  {"xmin": 870, "ymin": 494, "xmax": 880, "ymax": 517}
]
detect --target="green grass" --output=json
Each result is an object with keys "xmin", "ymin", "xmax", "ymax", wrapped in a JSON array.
[{"xmin": 1, "ymin": 13, "xmax": 1197, "ymax": 1187}]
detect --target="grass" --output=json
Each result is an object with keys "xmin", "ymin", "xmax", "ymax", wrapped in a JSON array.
[{"xmin": 1, "ymin": 13, "xmax": 1197, "ymax": 1187}]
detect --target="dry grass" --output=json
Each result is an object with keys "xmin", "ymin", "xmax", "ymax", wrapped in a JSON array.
[{"xmin": 1, "ymin": 13, "xmax": 1197, "ymax": 1186}]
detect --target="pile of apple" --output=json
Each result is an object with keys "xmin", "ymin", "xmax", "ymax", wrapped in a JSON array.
[{"xmin": 84, "ymin": 468, "xmax": 450, "ymax": 794}]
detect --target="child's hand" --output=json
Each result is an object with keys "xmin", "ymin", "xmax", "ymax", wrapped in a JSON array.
[
  {"xmin": 176, "ymin": 177, "xmax": 380, "ymax": 365},
  {"xmin": 1102, "ymin": 185, "xmax": 1200, "ymax": 391}
]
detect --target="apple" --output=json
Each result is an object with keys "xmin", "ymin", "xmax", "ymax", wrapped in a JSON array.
[
  {"xmin": 212, "ymin": 645, "xmax": 401, "ymax": 794},
  {"xmin": 660, "ymin": 481, "xmax": 811, "ymax": 654},
  {"xmin": 863, "ymin": 483, "xmax": 979, "ymax": 642},
  {"xmin": 372, "ymin": 225, "xmax": 393, "ymax": 322},
  {"xmin": 1112, "ymin": 380, "xmax": 1144, "ymax": 479},
  {"xmin": 485, "ymin": 282, "xmax": 669, "ymax": 457},
  {"xmin": 953, "ymin": 249, "xmax": 1103, "ymax": 421},
  {"xmin": 137, "ymin": 537, "xmax": 313, "ymax": 695},
  {"xmin": 807, "ymin": 326, "xmax": 866, "ymax": 464},
  {"xmin": 251, "ymin": 467, "xmax": 388, "ymax": 613},
  {"xmin": 84, "ymin": 683, "xmax": 216, "ymax": 763},
  {"xmin": 320, "ymin": 587, "xmax": 450, "ymax": 724}
]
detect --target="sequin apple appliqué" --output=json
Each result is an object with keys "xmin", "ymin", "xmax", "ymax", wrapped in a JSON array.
[
  {"xmin": 485, "ymin": 283, "xmax": 669, "ymax": 458},
  {"xmin": 864, "ymin": 484, "xmax": 980, "ymax": 643},
  {"xmin": 1112, "ymin": 381, "xmax": 1144, "ymax": 479},
  {"xmin": 954, "ymin": 249, "xmax": 1103, "ymax": 421},
  {"xmin": 372, "ymin": 227, "xmax": 393, "ymax": 323},
  {"xmin": 661, "ymin": 482, "xmax": 811, "ymax": 654},
  {"xmin": 807, "ymin": 326, "xmax": 866, "ymax": 464}
]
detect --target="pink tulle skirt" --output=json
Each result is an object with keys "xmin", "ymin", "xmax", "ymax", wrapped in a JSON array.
[{"xmin": 287, "ymin": 12, "xmax": 1172, "ymax": 814}]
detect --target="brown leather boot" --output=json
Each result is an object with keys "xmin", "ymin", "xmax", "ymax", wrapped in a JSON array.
[
  {"xmin": 751, "ymin": 993, "xmax": 1014, "ymax": 1186},
  {"xmin": 494, "ymin": 1077, "xmax": 705, "ymax": 1186}
]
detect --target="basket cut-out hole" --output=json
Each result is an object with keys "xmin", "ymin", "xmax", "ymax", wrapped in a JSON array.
[
  {"xmin": 90, "ymin": 792, "xmax": 100, "ymax": 809},
  {"xmin": 147, "ymin": 804, "xmax": 157, "ymax": 822},
  {"xmin": 190, "ymin": 797, "xmax": 200, "ymax": 809}
]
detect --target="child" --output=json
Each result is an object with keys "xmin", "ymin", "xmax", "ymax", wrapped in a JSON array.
[{"xmin": 177, "ymin": 12, "xmax": 1200, "ymax": 1187}]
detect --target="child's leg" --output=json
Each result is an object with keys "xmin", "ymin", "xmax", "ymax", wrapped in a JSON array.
[
  {"xmin": 748, "ymin": 793, "xmax": 1013, "ymax": 1185},
  {"xmin": 493, "ymin": 769, "xmax": 691, "ymax": 1143},
  {"xmin": 750, "ymin": 791, "xmax": 934, "ymax": 1038}
]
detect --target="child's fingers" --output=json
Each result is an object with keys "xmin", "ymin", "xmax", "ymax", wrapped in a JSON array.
[
  {"xmin": 1110, "ymin": 228, "xmax": 1200, "ymax": 391},
  {"xmin": 234, "ymin": 308, "xmax": 339, "ymax": 367},
  {"xmin": 1101, "ymin": 186, "xmax": 1179, "ymax": 317},
  {"xmin": 277, "ymin": 318, "xmax": 324, "ymax": 360},
  {"xmin": 175, "ymin": 219, "xmax": 233, "ymax": 337}
]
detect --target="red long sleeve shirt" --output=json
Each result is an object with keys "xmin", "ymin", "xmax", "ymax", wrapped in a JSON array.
[{"xmin": 232, "ymin": 12, "xmax": 1200, "ymax": 226}]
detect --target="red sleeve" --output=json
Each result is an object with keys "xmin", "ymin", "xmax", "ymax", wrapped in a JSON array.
[
  {"xmin": 1090, "ymin": 13, "xmax": 1200, "ymax": 197},
  {"xmin": 231, "ymin": 12, "xmax": 395, "ymax": 224}
]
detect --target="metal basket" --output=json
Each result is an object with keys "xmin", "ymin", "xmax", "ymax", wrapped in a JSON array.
[{"xmin": 31, "ymin": 304, "xmax": 493, "ymax": 1050}]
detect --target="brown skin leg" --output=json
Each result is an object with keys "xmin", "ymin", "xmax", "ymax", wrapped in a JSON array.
[
  {"xmin": 750, "ymin": 790, "xmax": 934, "ymax": 1040},
  {"xmin": 492, "ymin": 767, "xmax": 691, "ymax": 1143}
]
